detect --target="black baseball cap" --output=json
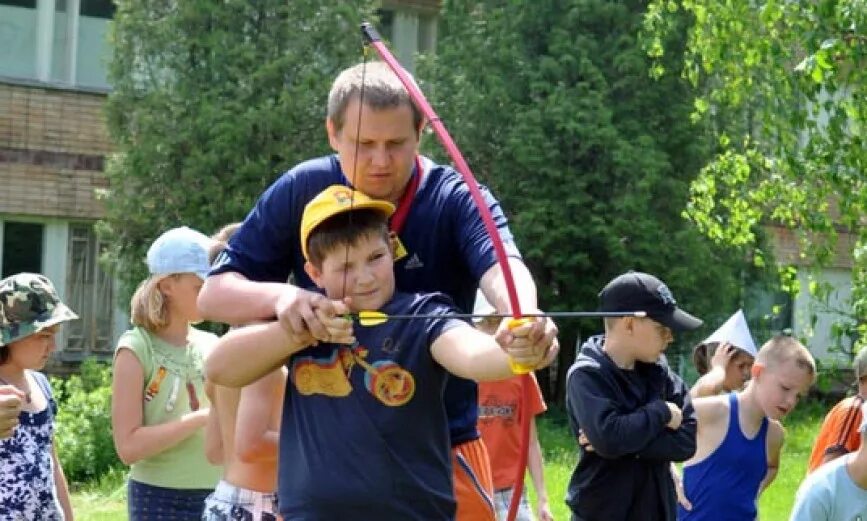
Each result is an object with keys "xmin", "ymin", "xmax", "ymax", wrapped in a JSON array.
[{"xmin": 599, "ymin": 272, "xmax": 703, "ymax": 332}]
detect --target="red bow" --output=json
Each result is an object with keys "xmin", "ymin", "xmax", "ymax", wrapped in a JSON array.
[{"xmin": 361, "ymin": 22, "xmax": 533, "ymax": 521}]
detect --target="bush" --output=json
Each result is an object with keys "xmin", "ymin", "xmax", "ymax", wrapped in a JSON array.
[{"xmin": 51, "ymin": 359, "xmax": 123, "ymax": 483}]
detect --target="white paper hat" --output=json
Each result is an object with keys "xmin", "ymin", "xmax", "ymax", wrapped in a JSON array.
[{"xmin": 701, "ymin": 309, "xmax": 758, "ymax": 357}]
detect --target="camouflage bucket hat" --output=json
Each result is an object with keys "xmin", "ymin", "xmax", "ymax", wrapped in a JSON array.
[{"xmin": 0, "ymin": 273, "xmax": 78, "ymax": 346}]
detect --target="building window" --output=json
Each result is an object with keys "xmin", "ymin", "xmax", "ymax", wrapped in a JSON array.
[
  {"xmin": 0, "ymin": 0, "xmax": 113, "ymax": 88},
  {"xmin": 64, "ymin": 223, "xmax": 115, "ymax": 355},
  {"xmin": 0, "ymin": 0, "xmax": 39, "ymax": 79},
  {"xmin": 1, "ymin": 221, "xmax": 44, "ymax": 277}
]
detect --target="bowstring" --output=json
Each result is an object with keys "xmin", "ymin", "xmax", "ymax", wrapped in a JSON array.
[{"xmin": 342, "ymin": 45, "xmax": 369, "ymax": 303}]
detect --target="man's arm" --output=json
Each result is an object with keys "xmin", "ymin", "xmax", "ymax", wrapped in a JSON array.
[
  {"xmin": 199, "ymin": 272, "xmax": 342, "ymax": 342},
  {"xmin": 480, "ymin": 258, "xmax": 560, "ymax": 362},
  {"xmin": 566, "ymin": 364, "xmax": 673, "ymax": 458},
  {"xmin": 198, "ymin": 272, "xmax": 287, "ymax": 324}
]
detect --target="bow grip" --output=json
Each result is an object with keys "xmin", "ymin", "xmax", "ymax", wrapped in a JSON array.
[{"xmin": 506, "ymin": 318, "xmax": 536, "ymax": 375}]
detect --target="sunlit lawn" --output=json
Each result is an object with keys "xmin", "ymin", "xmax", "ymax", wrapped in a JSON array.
[{"xmin": 71, "ymin": 403, "xmax": 824, "ymax": 521}]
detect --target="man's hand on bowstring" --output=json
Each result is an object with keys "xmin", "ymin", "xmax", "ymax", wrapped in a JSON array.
[
  {"xmin": 496, "ymin": 312, "xmax": 559, "ymax": 370},
  {"xmin": 313, "ymin": 298, "xmax": 356, "ymax": 345},
  {"xmin": 274, "ymin": 286, "xmax": 345, "ymax": 344}
]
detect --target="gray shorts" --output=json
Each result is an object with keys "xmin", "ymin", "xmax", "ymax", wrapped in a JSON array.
[
  {"xmin": 202, "ymin": 480, "xmax": 278, "ymax": 521},
  {"xmin": 493, "ymin": 487, "xmax": 534, "ymax": 521}
]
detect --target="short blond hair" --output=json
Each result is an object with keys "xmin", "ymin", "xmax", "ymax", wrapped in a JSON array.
[
  {"xmin": 130, "ymin": 275, "xmax": 170, "ymax": 331},
  {"xmin": 756, "ymin": 335, "xmax": 817, "ymax": 381},
  {"xmin": 327, "ymin": 61, "xmax": 424, "ymax": 133}
]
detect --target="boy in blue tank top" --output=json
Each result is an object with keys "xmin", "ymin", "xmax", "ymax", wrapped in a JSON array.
[
  {"xmin": 206, "ymin": 185, "xmax": 552, "ymax": 521},
  {"xmin": 679, "ymin": 335, "xmax": 816, "ymax": 520}
]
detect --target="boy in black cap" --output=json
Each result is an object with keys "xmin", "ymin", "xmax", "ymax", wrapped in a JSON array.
[{"xmin": 565, "ymin": 271, "xmax": 701, "ymax": 521}]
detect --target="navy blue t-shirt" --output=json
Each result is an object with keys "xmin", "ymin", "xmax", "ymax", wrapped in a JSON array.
[
  {"xmin": 211, "ymin": 154, "xmax": 521, "ymax": 444},
  {"xmin": 278, "ymin": 292, "xmax": 466, "ymax": 520}
]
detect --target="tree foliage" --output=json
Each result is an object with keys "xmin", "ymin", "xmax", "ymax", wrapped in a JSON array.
[
  {"xmin": 420, "ymin": 0, "xmax": 750, "ymax": 386},
  {"xmin": 102, "ymin": 1, "xmax": 374, "ymax": 299},
  {"xmin": 645, "ymin": 0, "xmax": 867, "ymax": 351}
]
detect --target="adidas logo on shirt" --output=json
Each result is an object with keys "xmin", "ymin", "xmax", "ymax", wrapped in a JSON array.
[{"xmin": 404, "ymin": 253, "xmax": 424, "ymax": 270}]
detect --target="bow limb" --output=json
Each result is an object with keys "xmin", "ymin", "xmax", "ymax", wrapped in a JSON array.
[{"xmin": 361, "ymin": 22, "xmax": 531, "ymax": 521}]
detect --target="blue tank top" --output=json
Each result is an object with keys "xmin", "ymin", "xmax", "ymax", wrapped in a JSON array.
[{"xmin": 678, "ymin": 393, "xmax": 768, "ymax": 521}]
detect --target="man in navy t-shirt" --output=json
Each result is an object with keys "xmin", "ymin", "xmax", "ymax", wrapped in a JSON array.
[{"xmin": 198, "ymin": 60, "xmax": 559, "ymax": 521}]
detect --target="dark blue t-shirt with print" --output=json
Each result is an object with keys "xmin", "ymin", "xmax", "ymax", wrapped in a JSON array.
[
  {"xmin": 211, "ymin": 154, "xmax": 521, "ymax": 444},
  {"xmin": 278, "ymin": 292, "xmax": 465, "ymax": 520}
]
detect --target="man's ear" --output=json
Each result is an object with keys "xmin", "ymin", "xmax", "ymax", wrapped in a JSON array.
[
  {"xmin": 326, "ymin": 118, "xmax": 339, "ymax": 151},
  {"xmin": 304, "ymin": 261, "xmax": 324, "ymax": 289}
]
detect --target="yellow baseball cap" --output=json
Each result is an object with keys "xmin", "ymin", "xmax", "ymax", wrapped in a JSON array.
[{"xmin": 301, "ymin": 185, "xmax": 395, "ymax": 260}]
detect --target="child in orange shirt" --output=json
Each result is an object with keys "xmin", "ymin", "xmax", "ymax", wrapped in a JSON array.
[
  {"xmin": 475, "ymin": 291, "xmax": 553, "ymax": 521},
  {"xmin": 806, "ymin": 348, "xmax": 867, "ymax": 473}
]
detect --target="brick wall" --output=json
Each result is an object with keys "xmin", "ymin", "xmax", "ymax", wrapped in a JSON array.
[{"xmin": 0, "ymin": 81, "xmax": 111, "ymax": 219}]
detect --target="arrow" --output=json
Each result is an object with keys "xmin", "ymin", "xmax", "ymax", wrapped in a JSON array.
[{"xmin": 348, "ymin": 310, "xmax": 647, "ymax": 327}]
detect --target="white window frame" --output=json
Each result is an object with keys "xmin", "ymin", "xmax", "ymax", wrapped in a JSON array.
[{"xmin": 0, "ymin": 216, "xmax": 125, "ymax": 358}]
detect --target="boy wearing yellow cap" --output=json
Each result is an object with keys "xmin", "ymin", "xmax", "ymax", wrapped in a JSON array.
[{"xmin": 206, "ymin": 185, "xmax": 550, "ymax": 521}]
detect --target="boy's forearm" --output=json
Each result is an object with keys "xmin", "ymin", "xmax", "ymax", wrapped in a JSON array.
[
  {"xmin": 198, "ymin": 272, "xmax": 288, "ymax": 325},
  {"xmin": 528, "ymin": 423, "xmax": 548, "ymax": 503},
  {"xmin": 457, "ymin": 345, "xmax": 515, "ymax": 381},
  {"xmin": 207, "ymin": 322, "xmax": 308, "ymax": 387}
]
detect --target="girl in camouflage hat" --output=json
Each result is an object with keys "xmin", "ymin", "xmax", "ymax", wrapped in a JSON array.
[
  {"xmin": 110, "ymin": 227, "xmax": 221, "ymax": 520},
  {"xmin": 0, "ymin": 272, "xmax": 78, "ymax": 520}
]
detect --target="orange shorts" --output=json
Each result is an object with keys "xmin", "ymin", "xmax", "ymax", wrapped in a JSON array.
[{"xmin": 452, "ymin": 438, "xmax": 495, "ymax": 521}]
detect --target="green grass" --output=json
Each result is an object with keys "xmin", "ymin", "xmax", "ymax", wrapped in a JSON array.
[
  {"xmin": 528, "ymin": 403, "xmax": 824, "ymax": 521},
  {"xmin": 69, "ymin": 402, "xmax": 824, "ymax": 520},
  {"xmin": 70, "ymin": 467, "xmax": 127, "ymax": 520}
]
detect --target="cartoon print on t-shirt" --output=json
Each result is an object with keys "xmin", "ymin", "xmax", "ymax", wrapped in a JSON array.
[{"xmin": 291, "ymin": 343, "xmax": 415, "ymax": 406}]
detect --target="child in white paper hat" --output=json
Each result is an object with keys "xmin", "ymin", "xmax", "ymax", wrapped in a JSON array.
[{"xmin": 690, "ymin": 310, "xmax": 758, "ymax": 398}]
